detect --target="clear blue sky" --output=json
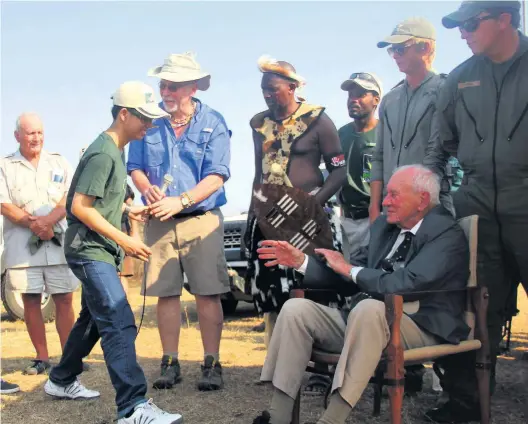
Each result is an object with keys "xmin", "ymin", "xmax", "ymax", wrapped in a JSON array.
[{"xmin": 1, "ymin": 1, "xmax": 525, "ymax": 215}]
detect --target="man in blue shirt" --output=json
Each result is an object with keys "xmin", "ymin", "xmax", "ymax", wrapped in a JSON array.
[{"xmin": 127, "ymin": 52, "xmax": 231, "ymax": 392}]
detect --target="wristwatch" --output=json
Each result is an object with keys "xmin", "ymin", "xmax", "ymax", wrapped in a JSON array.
[{"xmin": 180, "ymin": 192, "xmax": 195, "ymax": 209}]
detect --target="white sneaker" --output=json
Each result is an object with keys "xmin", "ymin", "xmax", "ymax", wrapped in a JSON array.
[
  {"xmin": 117, "ymin": 399, "xmax": 183, "ymax": 424},
  {"xmin": 44, "ymin": 378, "xmax": 100, "ymax": 400}
]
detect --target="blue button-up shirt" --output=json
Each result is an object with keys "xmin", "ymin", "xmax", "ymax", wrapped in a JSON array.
[{"xmin": 127, "ymin": 99, "xmax": 231, "ymax": 212}]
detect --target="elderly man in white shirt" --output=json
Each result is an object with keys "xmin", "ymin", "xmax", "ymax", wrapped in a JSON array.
[{"xmin": 0, "ymin": 113, "xmax": 79, "ymax": 375}]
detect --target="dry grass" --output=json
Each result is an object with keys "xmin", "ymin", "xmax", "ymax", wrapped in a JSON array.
[{"xmin": 1, "ymin": 281, "xmax": 527, "ymax": 424}]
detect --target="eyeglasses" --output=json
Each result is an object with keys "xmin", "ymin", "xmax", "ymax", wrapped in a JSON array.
[
  {"xmin": 159, "ymin": 81, "xmax": 188, "ymax": 92},
  {"xmin": 387, "ymin": 41, "xmax": 416, "ymax": 57},
  {"xmin": 128, "ymin": 109, "xmax": 153, "ymax": 124},
  {"xmin": 459, "ymin": 14, "xmax": 498, "ymax": 33}
]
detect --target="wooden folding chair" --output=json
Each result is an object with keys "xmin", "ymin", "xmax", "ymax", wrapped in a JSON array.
[{"xmin": 290, "ymin": 215, "xmax": 491, "ymax": 424}]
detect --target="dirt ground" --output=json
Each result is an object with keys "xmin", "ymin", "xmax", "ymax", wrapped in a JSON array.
[{"xmin": 1, "ymin": 282, "xmax": 526, "ymax": 424}]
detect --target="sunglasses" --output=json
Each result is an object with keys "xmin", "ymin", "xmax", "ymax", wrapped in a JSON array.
[
  {"xmin": 350, "ymin": 73, "xmax": 381, "ymax": 92},
  {"xmin": 459, "ymin": 14, "xmax": 498, "ymax": 33},
  {"xmin": 387, "ymin": 41, "xmax": 416, "ymax": 57},
  {"xmin": 128, "ymin": 109, "xmax": 153, "ymax": 124},
  {"xmin": 159, "ymin": 81, "xmax": 188, "ymax": 92}
]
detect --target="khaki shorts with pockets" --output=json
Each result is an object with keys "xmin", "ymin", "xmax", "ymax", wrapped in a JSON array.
[
  {"xmin": 142, "ymin": 209, "xmax": 230, "ymax": 297},
  {"xmin": 6, "ymin": 265, "xmax": 79, "ymax": 294}
]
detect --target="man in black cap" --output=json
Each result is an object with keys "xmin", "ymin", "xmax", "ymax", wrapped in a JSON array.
[{"xmin": 424, "ymin": 1, "xmax": 526, "ymax": 422}]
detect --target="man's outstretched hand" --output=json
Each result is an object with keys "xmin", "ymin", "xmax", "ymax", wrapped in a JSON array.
[
  {"xmin": 257, "ymin": 240, "xmax": 305, "ymax": 269},
  {"xmin": 314, "ymin": 248, "xmax": 353, "ymax": 278}
]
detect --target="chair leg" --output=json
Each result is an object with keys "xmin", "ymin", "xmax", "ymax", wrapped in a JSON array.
[
  {"xmin": 291, "ymin": 389, "xmax": 301, "ymax": 424},
  {"xmin": 384, "ymin": 294, "xmax": 405, "ymax": 424},
  {"xmin": 373, "ymin": 381, "xmax": 382, "ymax": 416},
  {"xmin": 473, "ymin": 287, "xmax": 491, "ymax": 424}
]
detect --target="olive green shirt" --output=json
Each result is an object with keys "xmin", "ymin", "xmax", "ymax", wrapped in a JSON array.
[
  {"xmin": 338, "ymin": 123, "xmax": 376, "ymax": 209},
  {"xmin": 64, "ymin": 133, "xmax": 127, "ymax": 267}
]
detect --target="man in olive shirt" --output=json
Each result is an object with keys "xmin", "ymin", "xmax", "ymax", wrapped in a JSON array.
[
  {"xmin": 44, "ymin": 81, "xmax": 183, "ymax": 424},
  {"xmin": 338, "ymin": 72, "xmax": 381, "ymax": 259},
  {"xmin": 424, "ymin": 1, "xmax": 526, "ymax": 422}
]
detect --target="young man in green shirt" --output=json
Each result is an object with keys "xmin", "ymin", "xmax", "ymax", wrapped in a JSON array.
[
  {"xmin": 338, "ymin": 72, "xmax": 381, "ymax": 259},
  {"xmin": 44, "ymin": 81, "xmax": 183, "ymax": 424}
]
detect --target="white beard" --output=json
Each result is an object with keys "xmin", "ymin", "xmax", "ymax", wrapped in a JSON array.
[{"xmin": 162, "ymin": 101, "xmax": 179, "ymax": 113}]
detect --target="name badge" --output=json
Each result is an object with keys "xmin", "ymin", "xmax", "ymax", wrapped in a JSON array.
[{"xmin": 51, "ymin": 168, "xmax": 64, "ymax": 183}]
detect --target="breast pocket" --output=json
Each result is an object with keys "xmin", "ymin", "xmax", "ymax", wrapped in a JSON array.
[
  {"xmin": 144, "ymin": 137, "xmax": 166, "ymax": 182},
  {"xmin": 183, "ymin": 131, "xmax": 209, "ymax": 161},
  {"xmin": 11, "ymin": 186, "xmax": 33, "ymax": 209}
]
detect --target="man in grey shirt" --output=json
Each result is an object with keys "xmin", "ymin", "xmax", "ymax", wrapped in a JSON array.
[
  {"xmin": 424, "ymin": 1, "xmax": 527, "ymax": 422},
  {"xmin": 369, "ymin": 17, "xmax": 448, "ymax": 221}
]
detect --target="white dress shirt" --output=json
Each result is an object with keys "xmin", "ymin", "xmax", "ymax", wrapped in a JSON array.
[{"xmin": 296, "ymin": 219, "xmax": 423, "ymax": 281}]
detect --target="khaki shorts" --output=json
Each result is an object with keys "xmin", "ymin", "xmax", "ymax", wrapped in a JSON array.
[
  {"xmin": 142, "ymin": 209, "xmax": 230, "ymax": 297},
  {"xmin": 6, "ymin": 265, "xmax": 80, "ymax": 295}
]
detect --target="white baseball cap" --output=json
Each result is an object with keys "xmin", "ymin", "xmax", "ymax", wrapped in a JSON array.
[{"xmin": 111, "ymin": 81, "xmax": 169, "ymax": 119}]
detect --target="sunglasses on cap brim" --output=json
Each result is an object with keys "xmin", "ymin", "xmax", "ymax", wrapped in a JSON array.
[{"xmin": 350, "ymin": 73, "xmax": 381, "ymax": 93}]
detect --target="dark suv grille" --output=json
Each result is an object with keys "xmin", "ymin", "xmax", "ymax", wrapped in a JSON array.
[{"xmin": 224, "ymin": 228, "xmax": 242, "ymax": 249}]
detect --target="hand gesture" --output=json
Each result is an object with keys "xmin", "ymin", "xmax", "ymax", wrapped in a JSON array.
[
  {"xmin": 143, "ymin": 185, "xmax": 165, "ymax": 205},
  {"xmin": 120, "ymin": 236, "xmax": 152, "ymax": 262},
  {"xmin": 149, "ymin": 196, "xmax": 183, "ymax": 221},
  {"xmin": 313, "ymin": 248, "xmax": 352, "ymax": 278},
  {"xmin": 257, "ymin": 240, "xmax": 305, "ymax": 269}
]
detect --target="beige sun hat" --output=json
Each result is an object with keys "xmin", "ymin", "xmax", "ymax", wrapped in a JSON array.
[{"xmin": 148, "ymin": 52, "xmax": 211, "ymax": 91}]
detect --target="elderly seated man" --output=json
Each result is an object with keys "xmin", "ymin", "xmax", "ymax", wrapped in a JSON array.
[{"xmin": 252, "ymin": 165, "xmax": 470, "ymax": 424}]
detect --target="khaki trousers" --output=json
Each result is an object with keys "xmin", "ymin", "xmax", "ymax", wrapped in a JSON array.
[{"xmin": 261, "ymin": 298, "xmax": 439, "ymax": 407}]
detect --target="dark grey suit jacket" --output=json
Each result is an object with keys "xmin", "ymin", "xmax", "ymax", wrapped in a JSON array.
[{"xmin": 303, "ymin": 206, "xmax": 470, "ymax": 344}]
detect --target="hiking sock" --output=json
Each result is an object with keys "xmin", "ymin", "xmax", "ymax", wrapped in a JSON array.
[
  {"xmin": 269, "ymin": 387, "xmax": 295, "ymax": 424},
  {"xmin": 204, "ymin": 353, "xmax": 219, "ymax": 362},
  {"xmin": 317, "ymin": 392, "xmax": 353, "ymax": 424}
]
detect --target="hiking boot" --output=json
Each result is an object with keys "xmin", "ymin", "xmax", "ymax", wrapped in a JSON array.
[
  {"xmin": 1, "ymin": 379, "xmax": 20, "ymax": 394},
  {"xmin": 424, "ymin": 400, "xmax": 481, "ymax": 423},
  {"xmin": 23, "ymin": 360, "xmax": 51, "ymax": 375},
  {"xmin": 197, "ymin": 355, "xmax": 223, "ymax": 391},
  {"xmin": 44, "ymin": 378, "xmax": 100, "ymax": 400},
  {"xmin": 153, "ymin": 355, "xmax": 182, "ymax": 390},
  {"xmin": 252, "ymin": 411, "xmax": 271, "ymax": 424},
  {"xmin": 117, "ymin": 399, "xmax": 183, "ymax": 424}
]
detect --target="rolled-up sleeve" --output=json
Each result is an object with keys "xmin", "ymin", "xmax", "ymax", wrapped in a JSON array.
[
  {"xmin": 201, "ymin": 121, "xmax": 231, "ymax": 181},
  {"xmin": 127, "ymin": 139, "xmax": 145, "ymax": 174},
  {"xmin": 0, "ymin": 161, "xmax": 11, "ymax": 204}
]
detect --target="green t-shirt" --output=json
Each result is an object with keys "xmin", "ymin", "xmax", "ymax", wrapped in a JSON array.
[
  {"xmin": 338, "ymin": 123, "xmax": 377, "ymax": 209},
  {"xmin": 64, "ymin": 133, "xmax": 127, "ymax": 267}
]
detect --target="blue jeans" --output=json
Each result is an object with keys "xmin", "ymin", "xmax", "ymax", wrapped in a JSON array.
[{"xmin": 49, "ymin": 259, "xmax": 147, "ymax": 418}]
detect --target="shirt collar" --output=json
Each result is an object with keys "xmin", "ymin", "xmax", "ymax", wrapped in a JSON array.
[
  {"xmin": 13, "ymin": 148, "xmax": 48, "ymax": 166},
  {"xmin": 404, "ymin": 70, "xmax": 436, "ymax": 91},
  {"xmin": 400, "ymin": 219, "xmax": 423, "ymax": 236}
]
